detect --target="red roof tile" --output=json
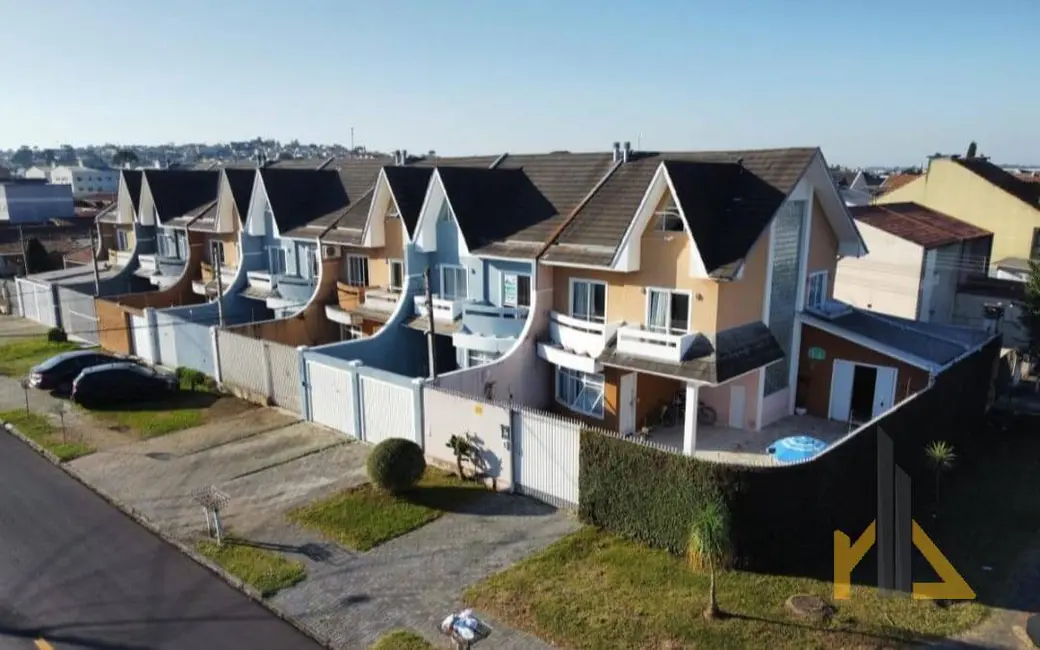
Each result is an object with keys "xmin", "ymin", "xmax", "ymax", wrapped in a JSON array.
[
  {"xmin": 879, "ymin": 172, "xmax": 921, "ymax": 194},
  {"xmin": 851, "ymin": 202, "xmax": 990, "ymax": 248}
]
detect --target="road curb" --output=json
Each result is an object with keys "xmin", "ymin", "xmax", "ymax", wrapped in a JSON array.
[{"xmin": 1, "ymin": 421, "xmax": 338, "ymax": 650}]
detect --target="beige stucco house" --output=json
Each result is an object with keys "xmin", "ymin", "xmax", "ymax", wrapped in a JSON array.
[{"xmin": 877, "ymin": 155, "xmax": 1040, "ymax": 279}]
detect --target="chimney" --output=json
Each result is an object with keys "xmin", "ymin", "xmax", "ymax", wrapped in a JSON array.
[
  {"xmin": 612, "ymin": 142, "xmax": 621, "ymax": 163},
  {"xmin": 402, "ymin": 149, "xmax": 408, "ymax": 164},
  {"xmin": 622, "ymin": 141, "xmax": 632, "ymax": 163},
  {"xmin": 393, "ymin": 150, "xmax": 401, "ymax": 166}
]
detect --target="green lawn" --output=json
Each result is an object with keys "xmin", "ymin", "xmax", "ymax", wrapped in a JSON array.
[
  {"xmin": 0, "ymin": 409, "xmax": 93, "ymax": 461},
  {"xmin": 195, "ymin": 539, "xmax": 306, "ymax": 597},
  {"xmin": 90, "ymin": 403, "xmax": 206, "ymax": 439},
  {"xmin": 288, "ymin": 469, "xmax": 486, "ymax": 551},
  {"xmin": 0, "ymin": 337, "xmax": 80, "ymax": 377},
  {"xmin": 369, "ymin": 630, "xmax": 434, "ymax": 650},
  {"xmin": 466, "ymin": 527, "xmax": 987, "ymax": 650}
]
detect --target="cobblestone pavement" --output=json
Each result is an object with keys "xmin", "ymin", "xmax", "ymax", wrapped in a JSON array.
[{"xmin": 66, "ymin": 411, "xmax": 576, "ymax": 648}]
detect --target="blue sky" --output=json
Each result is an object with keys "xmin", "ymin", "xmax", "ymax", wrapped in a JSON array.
[{"xmin": 2, "ymin": 0, "xmax": 1037, "ymax": 166}]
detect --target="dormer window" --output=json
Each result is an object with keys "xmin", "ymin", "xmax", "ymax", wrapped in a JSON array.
[{"xmin": 653, "ymin": 205, "xmax": 684, "ymax": 232}]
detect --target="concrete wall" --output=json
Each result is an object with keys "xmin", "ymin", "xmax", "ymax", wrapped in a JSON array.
[
  {"xmin": 834, "ymin": 222, "xmax": 924, "ymax": 319},
  {"xmin": 953, "ymin": 291, "xmax": 1027, "ymax": 349},
  {"xmin": 877, "ymin": 158, "xmax": 1040, "ymax": 270},
  {"xmin": 422, "ymin": 387, "xmax": 513, "ymax": 491}
]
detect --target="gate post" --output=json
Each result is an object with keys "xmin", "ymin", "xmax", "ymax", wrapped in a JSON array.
[{"xmin": 261, "ymin": 341, "xmax": 274, "ymax": 402}]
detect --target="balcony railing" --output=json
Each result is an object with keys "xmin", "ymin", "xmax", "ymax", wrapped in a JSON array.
[
  {"xmin": 364, "ymin": 287, "xmax": 401, "ymax": 312},
  {"xmin": 247, "ymin": 270, "xmax": 273, "ymax": 291},
  {"xmin": 108, "ymin": 249, "xmax": 133, "ymax": 267},
  {"xmin": 615, "ymin": 325, "xmax": 698, "ymax": 363},
  {"xmin": 547, "ymin": 311, "xmax": 620, "ymax": 358},
  {"xmin": 414, "ymin": 294, "xmax": 463, "ymax": 322},
  {"xmin": 462, "ymin": 302, "xmax": 529, "ymax": 320}
]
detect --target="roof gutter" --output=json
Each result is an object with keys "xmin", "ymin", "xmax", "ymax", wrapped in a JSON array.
[{"xmin": 534, "ymin": 159, "xmax": 623, "ymax": 259}]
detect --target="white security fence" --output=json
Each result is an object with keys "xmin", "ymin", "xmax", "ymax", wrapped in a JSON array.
[
  {"xmin": 214, "ymin": 329, "xmax": 302, "ymax": 414},
  {"xmin": 16, "ymin": 278, "xmax": 57, "ymax": 327},
  {"xmin": 301, "ymin": 355, "xmax": 424, "ymax": 447},
  {"xmin": 55, "ymin": 286, "xmax": 99, "ymax": 345}
]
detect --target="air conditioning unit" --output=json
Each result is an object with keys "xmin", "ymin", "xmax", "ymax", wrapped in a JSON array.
[{"xmin": 322, "ymin": 245, "xmax": 341, "ymax": 259}]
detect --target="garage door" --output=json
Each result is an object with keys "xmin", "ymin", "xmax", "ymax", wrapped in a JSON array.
[
  {"xmin": 16, "ymin": 278, "xmax": 55, "ymax": 327},
  {"xmin": 130, "ymin": 314, "xmax": 154, "ymax": 363},
  {"xmin": 306, "ymin": 361, "xmax": 356, "ymax": 437}
]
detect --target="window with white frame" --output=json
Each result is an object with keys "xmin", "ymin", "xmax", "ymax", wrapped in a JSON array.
[
  {"xmin": 646, "ymin": 289, "xmax": 690, "ymax": 334},
  {"xmin": 806, "ymin": 271, "xmax": 828, "ymax": 310},
  {"xmin": 210, "ymin": 240, "xmax": 226, "ymax": 266},
  {"xmin": 340, "ymin": 324, "xmax": 363, "ymax": 341},
  {"xmin": 467, "ymin": 349, "xmax": 500, "ymax": 368},
  {"xmin": 502, "ymin": 273, "xmax": 531, "ymax": 309},
  {"xmin": 653, "ymin": 199, "xmax": 684, "ymax": 232},
  {"xmin": 555, "ymin": 367, "xmax": 605, "ymax": 418},
  {"xmin": 116, "ymin": 229, "xmax": 129, "ymax": 251},
  {"xmin": 268, "ymin": 247, "xmax": 287, "ymax": 275},
  {"xmin": 570, "ymin": 279, "xmax": 606, "ymax": 323},
  {"xmin": 345, "ymin": 255, "xmax": 369, "ymax": 287},
  {"xmin": 440, "ymin": 265, "xmax": 467, "ymax": 299},
  {"xmin": 389, "ymin": 260, "xmax": 404, "ymax": 291}
]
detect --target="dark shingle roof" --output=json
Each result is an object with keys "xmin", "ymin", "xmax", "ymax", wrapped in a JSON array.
[
  {"xmin": 954, "ymin": 158, "xmax": 1040, "ymax": 210},
  {"xmin": 543, "ymin": 147, "xmax": 817, "ymax": 273},
  {"xmin": 122, "ymin": 170, "xmax": 142, "ymax": 214},
  {"xmin": 600, "ymin": 321, "xmax": 783, "ymax": 384},
  {"xmin": 436, "ymin": 167, "xmax": 556, "ymax": 254},
  {"xmin": 224, "ymin": 168, "xmax": 255, "ymax": 224},
  {"xmin": 851, "ymin": 202, "xmax": 991, "ymax": 248},
  {"xmin": 382, "ymin": 166, "xmax": 434, "ymax": 237},
  {"xmin": 143, "ymin": 170, "xmax": 220, "ymax": 225},
  {"xmin": 259, "ymin": 168, "xmax": 349, "ymax": 237}
]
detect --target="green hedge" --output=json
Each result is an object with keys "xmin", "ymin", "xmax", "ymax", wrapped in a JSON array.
[
  {"xmin": 579, "ymin": 337, "xmax": 1001, "ymax": 573},
  {"xmin": 579, "ymin": 432, "xmax": 740, "ymax": 555}
]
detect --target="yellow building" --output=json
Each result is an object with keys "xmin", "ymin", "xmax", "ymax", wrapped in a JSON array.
[{"xmin": 877, "ymin": 156, "xmax": 1040, "ymax": 279}]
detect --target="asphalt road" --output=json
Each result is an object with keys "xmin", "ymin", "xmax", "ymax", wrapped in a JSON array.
[{"xmin": 0, "ymin": 432, "xmax": 324, "ymax": 650}]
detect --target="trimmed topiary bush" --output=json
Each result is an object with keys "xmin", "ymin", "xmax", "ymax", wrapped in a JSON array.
[
  {"xmin": 367, "ymin": 438, "xmax": 426, "ymax": 494},
  {"xmin": 47, "ymin": 327, "xmax": 67, "ymax": 343}
]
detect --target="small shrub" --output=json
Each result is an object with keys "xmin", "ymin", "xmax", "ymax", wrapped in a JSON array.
[
  {"xmin": 176, "ymin": 367, "xmax": 208, "ymax": 390},
  {"xmin": 367, "ymin": 438, "xmax": 426, "ymax": 493},
  {"xmin": 47, "ymin": 328, "xmax": 67, "ymax": 343}
]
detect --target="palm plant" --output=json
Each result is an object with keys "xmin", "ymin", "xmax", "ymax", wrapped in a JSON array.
[
  {"xmin": 687, "ymin": 495, "xmax": 732, "ymax": 619},
  {"xmin": 925, "ymin": 440, "xmax": 957, "ymax": 508}
]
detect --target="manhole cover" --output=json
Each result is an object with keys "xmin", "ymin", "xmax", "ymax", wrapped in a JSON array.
[
  {"xmin": 1027, "ymin": 614, "xmax": 1040, "ymax": 647},
  {"xmin": 145, "ymin": 452, "xmax": 173, "ymax": 461}
]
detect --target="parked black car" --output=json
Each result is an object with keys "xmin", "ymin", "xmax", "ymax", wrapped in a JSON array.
[
  {"xmin": 28, "ymin": 350, "xmax": 118, "ymax": 392},
  {"xmin": 71, "ymin": 362, "xmax": 178, "ymax": 407}
]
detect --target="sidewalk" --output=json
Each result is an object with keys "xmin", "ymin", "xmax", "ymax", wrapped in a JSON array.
[{"xmin": 65, "ymin": 415, "xmax": 576, "ymax": 649}]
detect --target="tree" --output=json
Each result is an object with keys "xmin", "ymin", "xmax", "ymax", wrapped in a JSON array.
[
  {"xmin": 687, "ymin": 495, "xmax": 732, "ymax": 620},
  {"xmin": 1020, "ymin": 260, "xmax": 1040, "ymax": 358},
  {"xmin": 112, "ymin": 149, "xmax": 139, "ymax": 167},
  {"xmin": 925, "ymin": 440, "xmax": 956, "ymax": 510},
  {"xmin": 23, "ymin": 239, "xmax": 49, "ymax": 274},
  {"xmin": 10, "ymin": 146, "xmax": 33, "ymax": 167},
  {"xmin": 966, "ymin": 141, "xmax": 978, "ymax": 159}
]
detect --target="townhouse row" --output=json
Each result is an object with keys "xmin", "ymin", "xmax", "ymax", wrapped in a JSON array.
[{"xmin": 16, "ymin": 143, "xmax": 997, "ymax": 464}]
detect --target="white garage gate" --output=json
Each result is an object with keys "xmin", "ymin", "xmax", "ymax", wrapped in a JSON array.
[
  {"xmin": 16, "ymin": 278, "xmax": 56, "ymax": 327},
  {"xmin": 306, "ymin": 361, "xmax": 356, "ymax": 437},
  {"xmin": 358, "ymin": 374, "xmax": 418, "ymax": 446}
]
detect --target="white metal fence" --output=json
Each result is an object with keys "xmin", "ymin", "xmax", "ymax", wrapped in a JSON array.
[
  {"xmin": 359, "ymin": 374, "xmax": 417, "ymax": 446},
  {"xmin": 510, "ymin": 408, "xmax": 581, "ymax": 508},
  {"xmin": 215, "ymin": 330, "xmax": 302, "ymax": 414},
  {"xmin": 16, "ymin": 278, "xmax": 57, "ymax": 327},
  {"xmin": 55, "ymin": 286, "xmax": 99, "ymax": 345},
  {"xmin": 306, "ymin": 360, "xmax": 357, "ymax": 436}
]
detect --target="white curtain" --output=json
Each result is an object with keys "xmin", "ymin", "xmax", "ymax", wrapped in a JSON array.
[
  {"xmin": 573, "ymin": 282, "xmax": 589, "ymax": 320},
  {"xmin": 648, "ymin": 290, "xmax": 668, "ymax": 332}
]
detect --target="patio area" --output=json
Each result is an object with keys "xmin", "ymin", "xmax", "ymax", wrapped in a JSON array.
[{"xmin": 648, "ymin": 414, "xmax": 856, "ymax": 466}]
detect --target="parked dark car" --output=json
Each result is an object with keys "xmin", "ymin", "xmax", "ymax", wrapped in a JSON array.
[
  {"xmin": 71, "ymin": 362, "xmax": 178, "ymax": 408},
  {"xmin": 28, "ymin": 350, "xmax": 118, "ymax": 392}
]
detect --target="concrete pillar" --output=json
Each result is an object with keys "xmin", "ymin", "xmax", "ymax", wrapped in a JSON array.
[
  {"xmin": 297, "ymin": 346, "xmax": 311, "ymax": 421},
  {"xmin": 683, "ymin": 382, "xmax": 699, "ymax": 456},
  {"xmin": 348, "ymin": 360, "xmax": 364, "ymax": 440},
  {"xmin": 412, "ymin": 377, "xmax": 426, "ymax": 450}
]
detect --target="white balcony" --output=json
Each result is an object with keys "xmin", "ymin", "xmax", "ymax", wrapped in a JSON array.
[
  {"xmin": 547, "ymin": 311, "xmax": 620, "ymax": 358},
  {"xmin": 616, "ymin": 325, "xmax": 698, "ymax": 363},
  {"xmin": 247, "ymin": 270, "xmax": 273, "ymax": 292},
  {"xmin": 414, "ymin": 294, "xmax": 463, "ymax": 323},
  {"xmin": 111, "ymin": 249, "xmax": 134, "ymax": 267},
  {"xmin": 364, "ymin": 288, "xmax": 401, "ymax": 312},
  {"xmin": 137, "ymin": 254, "xmax": 156, "ymax": 274}
]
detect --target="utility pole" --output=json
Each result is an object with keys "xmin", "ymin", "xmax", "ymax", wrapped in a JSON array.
[
  {"xmin": 423, "ymin": 267, "xmax": 437, "ymax": 380},
  {"xmin": 213, "ymin": 242, "xmax": 225, "ymax": 328},
  {"xmin": 89, "ymin": 227, "xmax": 101, "ymax": 297},
  {"xmin": 17, "ymin": 225, "xmax": 27, "ymax": 275},
  {"xmin": 350, "ymin": 127, "xmax": 355, "ymax": 151}
]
